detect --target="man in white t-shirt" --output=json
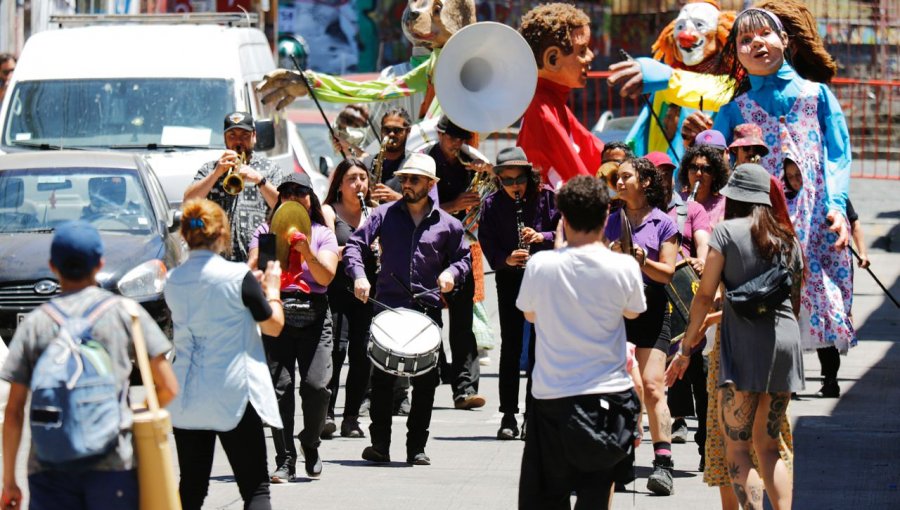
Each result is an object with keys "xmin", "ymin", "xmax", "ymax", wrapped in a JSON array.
[{"xmin": 516, "ymin": 176, "xmax": 647, "ymax": 508}]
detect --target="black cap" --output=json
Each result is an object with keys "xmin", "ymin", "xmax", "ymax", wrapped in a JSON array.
[
  {"xmin": 278, "ymin": 172, "xmax": 313, "ymax": 191},
  {"xmin": 436, "ymin": 115, "xmax": 472, "ymax": 141},
  {"xmin": 224, "ymin": 111, "xmax": 255, "ymax": 133}
]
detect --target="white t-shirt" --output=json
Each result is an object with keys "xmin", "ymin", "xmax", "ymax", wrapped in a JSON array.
[{"xmin": 517, "ymin": 243, "xmax": 647, "ymax": 399}]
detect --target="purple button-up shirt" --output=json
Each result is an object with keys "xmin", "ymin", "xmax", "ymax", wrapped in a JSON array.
[
  {"xmin": 344, "ymin": 199, "xmax": 472, "ymax": 310},
  {"xmin": 479, "ymin": 187, "xmax": 560, "ymax": 271}
]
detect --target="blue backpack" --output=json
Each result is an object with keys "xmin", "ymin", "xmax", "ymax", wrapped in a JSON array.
[{"xmin": 30, "ymin": 296, "xmax": 122, "ymax": 466}]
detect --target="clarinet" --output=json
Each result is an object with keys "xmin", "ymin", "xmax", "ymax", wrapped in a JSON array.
[
  {"xmin": 358, "ymin": 192, "xmax": 382, "ymax": 273},
  {"xmin": 515, "ymin": 191, "xmax": 529, "ymax": 267},
  {"xmin": 687, "ymin": 180, "xmax": 700, "ymax": 202}
]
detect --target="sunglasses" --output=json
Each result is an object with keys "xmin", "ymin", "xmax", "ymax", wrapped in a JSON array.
[
  {"xmin": 687, "ymin": 164, "xmax": 712, "ymax": 174},
  {"xmin": 382, "ymin": 126, "xmax": 409, "ymax": 135},
  {"xmin": 499, "ymin": 175, "xmax": 529, "ymax": 186},
  {"xmin": 397, "ymin": 174, "xmax": 424, "ymax": 185}
]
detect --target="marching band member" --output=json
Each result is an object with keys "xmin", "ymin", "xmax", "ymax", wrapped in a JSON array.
[
  {"xmin": 364, "ymin": 107, "xmax": 414, "ymax": 203},
  {"xmin": 648, "ymin": 151, "xmax": 712, "ymax": 469},
  {"xmin": 518, "ymin": 3, "xmax": 604, "ymax": 187},
  {"xmin": 322, "ymin": 159, "xmax": 375, "ymax": 438},
  {"xmin": 426, "ymin": 115, "xmax": 489, "ymax": 410},
  {"xmin": 605, "ymin": 158, "xmax": 679, "ymax": 496},
  {"xmin": 345, "ymin": 153, "xmax": 471, "ymax": 466},
  {"xmin": 678, "ymin": 144, "xmax": 731, "ymax": 226},
  {"xmin": 184, "ymin": 112, "xmax": 282, "ymax": 262},
  {"xmin": 247, "ymin": 173, "xmax": 340, "ymax": 483},
  {"xmin": 478, "ymin": 147, "xmax": 559, "ymax": 440}
]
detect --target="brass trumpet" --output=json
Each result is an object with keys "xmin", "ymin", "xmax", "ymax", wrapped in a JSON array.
[{"xmin": 222, "ymin": 149, "xmax": 246, "ymax": 195}]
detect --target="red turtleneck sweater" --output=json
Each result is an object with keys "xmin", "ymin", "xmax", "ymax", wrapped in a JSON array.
[{"xmin": 517, "ymin": 77, "xmax": 604, "ymax": 187}]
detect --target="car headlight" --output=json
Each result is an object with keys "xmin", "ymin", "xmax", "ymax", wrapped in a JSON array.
[{"xmin": 117, "ymin": 260, "xmax": 167, "ymax": 299}]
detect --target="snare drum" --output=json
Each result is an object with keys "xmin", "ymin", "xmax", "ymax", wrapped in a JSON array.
[
  {"xmin": 665, "ymin": 260, "xmax": 700, "ymax": 360},
  {"xmin": 368, "ymin": 308, "xmax": 442, "ymax": 377}
]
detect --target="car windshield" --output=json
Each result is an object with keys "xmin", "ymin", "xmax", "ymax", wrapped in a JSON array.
[
  {"xmin": 0, "ymin": 167, "xmax": 156, "ymax": 234},
  {"xmin": 2, "ymin": 79, "xmax": 234, "ymax": 149}
]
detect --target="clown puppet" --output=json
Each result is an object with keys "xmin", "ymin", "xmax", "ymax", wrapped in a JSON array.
[
  {"xmin": 609, "ymin": 0, "xmax": 735, "ymax": 163},
  {"xmin": 517, "ymin": 3, "xmax": 604, "ymax": 188}
]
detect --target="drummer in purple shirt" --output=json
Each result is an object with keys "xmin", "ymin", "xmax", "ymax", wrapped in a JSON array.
[
  {"xmin": 344, "ymin": 153, "xmax": 472, "ymax": 466},
  {"xmin": 604, "ymin": 157, "xmax": 679, "ymax": 495},
  {"xmin": 479, "ymin": 147, "xmax": 559, "ymax": 441}
]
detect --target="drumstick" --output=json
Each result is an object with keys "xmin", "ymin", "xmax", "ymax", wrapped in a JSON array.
[
  {"xmin": 343, "ymin": 287, "xmax": 403, "ymax": 315},
  {"xmin": 413, "ymin": 287, "xmax": 442, "ymax": 299}
]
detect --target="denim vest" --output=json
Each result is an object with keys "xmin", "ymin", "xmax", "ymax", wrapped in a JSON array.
[{"xmin": 164, "ymin": 250, "xmax": 281, "ymax": 431}]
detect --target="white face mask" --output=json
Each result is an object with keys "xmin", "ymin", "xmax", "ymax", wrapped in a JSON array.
[{"xmin": 673, "ymin": 3, "xmax": 720, "ymax": 67}]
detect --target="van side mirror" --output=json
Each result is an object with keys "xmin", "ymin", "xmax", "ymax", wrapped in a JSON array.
[
  {"xmin": 0, "ymin": 178, "xmax": 24, "ymax": 208},
  {"xmin": 319, "ymin": 156, "xmax": 334, "ymax": 176},
  {"xmin": 254, "ymin": 119, "xmax": 276, "ymax": 151},
  {"xmin": 168, "ymin": 209, "xmax": 182, "ymax": 233}
]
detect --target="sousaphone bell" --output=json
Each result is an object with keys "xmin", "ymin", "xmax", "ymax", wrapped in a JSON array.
[{"xmin": 434, "ymin": 22, "xmax": 538, "ymax": 134}]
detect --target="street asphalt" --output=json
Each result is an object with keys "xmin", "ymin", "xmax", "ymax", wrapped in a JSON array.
[{"xmin": 2, "ymin": 179, "xmax": 897, "ymax": 509}]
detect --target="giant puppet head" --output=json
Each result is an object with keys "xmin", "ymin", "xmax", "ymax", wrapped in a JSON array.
[
  {"xmin": 401, "ymin": 0, "xmax": 476, "ymax": 50},
  {"xmin": 652, "ymin": 0, "xmax": 735, "ymax": 72},
  {"xmin": 519, "ymin": 3, "xmax": 593, "ymax": 89}
]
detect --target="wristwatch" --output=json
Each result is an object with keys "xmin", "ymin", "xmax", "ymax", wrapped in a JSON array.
[{"xmin": 258, "ymin": 176, "xmax": 268, "ymax": 187}]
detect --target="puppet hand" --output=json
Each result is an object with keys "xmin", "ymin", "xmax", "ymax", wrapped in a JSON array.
[
  {"xmin": 681, "ymin": 111, "xmax": 714, "ymax": 146},
  {"xmin": 257, "ymin": 69, "xmax": 310, "ymax": 110},
  {"xmin": 608, "ymin": 60, "xmax": 644, "ymax": 99},
  {"xmin": 826, "ymin": 210, "xmax": 849, "ymax": 250}
]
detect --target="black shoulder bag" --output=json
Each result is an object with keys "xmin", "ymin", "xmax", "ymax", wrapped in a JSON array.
[{"xmin": 725, "ymin": 251, "xmax": 793, "ymax": 319}]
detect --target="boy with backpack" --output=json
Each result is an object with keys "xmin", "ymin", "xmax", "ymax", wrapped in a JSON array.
[{"xmin": 1, "ymin": 221, "xmax": 178, "ymax": 510}]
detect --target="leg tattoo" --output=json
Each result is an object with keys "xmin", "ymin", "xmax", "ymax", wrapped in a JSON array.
[
  {"xmin": 733, "ymin": 484, "xmax": 749, "ymax": 508},
  {"xmin": 767, "ymin": 394, "xmax": 789, "ymax": 440},
  {"xmin": 728, "ymin": 462, "xmax": 740, "ymax": 480},
  {"xmin": 721, "ymin": 386, "xmax": 756, "ymax": 442}
]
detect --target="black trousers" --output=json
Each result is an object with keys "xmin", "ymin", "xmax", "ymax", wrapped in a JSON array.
[
  {"xmin": 264, "ymin": 299, "xmax": 333, "ymax": 468},
  {"xmin": 445, "ymin": 273, "xmax": 480, "ymax": 399},
  {"xmin": 817, "ymin": 346, "xmax": 841, "ymax": 380},
  {"xmin": 369, "ymin": 308, "xmax": 442, "ymax": 457},
  {"xmin": 496, "ymin": 270, "xmax": 535, "ymax": 415},
  {"xmin": 666, "ymin": 350, "xmax": 708, "ymax": 453},
  {"xmin": 174, "ymin": 405, "xmax": 270, "ymax": 510},
  {"xmin": 327, "ymin": 298, "xmax": 373, "ymax": 418},
  {"xmin": 519, "ymin": 389, "xmax": 640, "ymax": 510}
]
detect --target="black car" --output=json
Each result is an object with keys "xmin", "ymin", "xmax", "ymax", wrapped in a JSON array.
[{"xmin": 0, "ymin": 151, "xmax": 185, "ymax": 342}]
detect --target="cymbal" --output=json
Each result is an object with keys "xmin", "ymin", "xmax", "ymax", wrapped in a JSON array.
[{"xmin": 271, "ymin": 201, "xmax": 312, "ymax": 269}]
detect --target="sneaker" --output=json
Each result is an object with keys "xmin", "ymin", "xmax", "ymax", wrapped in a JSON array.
[
  {"xmin": 321, "ymin": 417, "xmax": 337, "ymax": 440},
  {"xmin": 671, "ymin": 418, "xmax": 688, "ymax": 444},
  {"xmin": 816, "ymin": 379, "xmax": 840, "ymax": 398},
  {"xmin": 362, "ymin": 446, "xmax": 390, "ymax": 463},
  {"xmin": 647, "ymin": 457, "xmax": 674, "ymax": 496},
  {"xmin": 497, "ymin": 413, "xmax": 519, "ymax": 440},
  {"xmin": 341, "ymin": 417, "xmax": 365, "ymax": 438},
  {"xmin": 454, "ymin": 394, "xmax": 486, "ymax": 410},
  {"xmin": 301, "ymin": 444, "xmax": 322, "ymax": 478},
  {"xmin": 270, "ymin": 462, "xmax": 295, "ymax": 484},
  {"xmin": 393, "ymin": 396, "xmax": 411, "ymax": 416},
  {"xmin": 406, "ymin": 452, "xmax": 431, "ymax": 465}
]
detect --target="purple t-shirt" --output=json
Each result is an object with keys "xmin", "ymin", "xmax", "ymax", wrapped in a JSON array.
[
  {"xmin": 604, "ymin": 207, "xmax": 679, "ymax": 284},
  {"xmin": 250, "ymin": 222, "xmax": 339, "ymax": 294},
  {"xmin": 681, "ymin": 192, "xmax": 726, "ymax": 227},
  {"xmin": 666, "ymin": 197, "xmax": 711, "ymax": 259}
]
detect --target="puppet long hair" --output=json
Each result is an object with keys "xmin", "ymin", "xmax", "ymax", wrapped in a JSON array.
[{"xmin": 755, "ymin": 0, "xmax": 837, "ymax": 83}]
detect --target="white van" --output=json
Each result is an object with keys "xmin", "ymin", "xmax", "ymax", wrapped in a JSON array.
[{"xmin": 0, "ymin": 14, "xmax": 327, "ymax": 204}]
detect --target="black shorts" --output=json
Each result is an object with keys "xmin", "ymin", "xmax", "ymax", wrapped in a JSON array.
[{"xmin": 625, "ymin": 284, "xmax": 671, "ymax": 353}]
